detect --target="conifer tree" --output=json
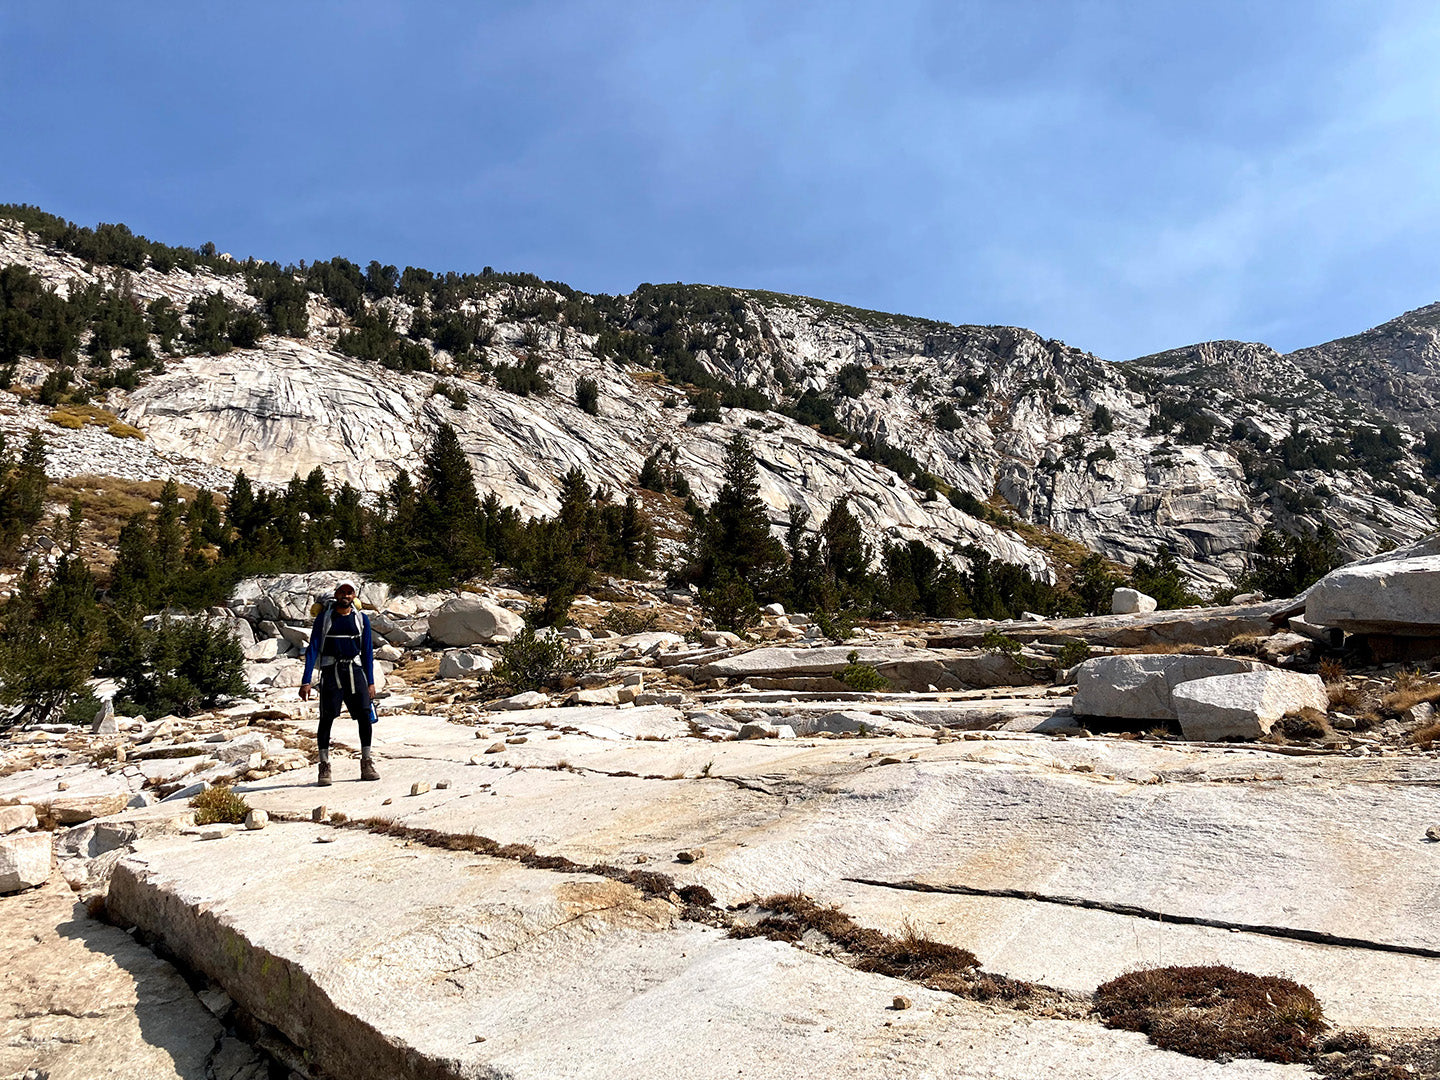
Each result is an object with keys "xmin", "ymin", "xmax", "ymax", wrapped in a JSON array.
[{"xmin": 679, "ymin": 434, "xmax": 786, "ymax": 628}]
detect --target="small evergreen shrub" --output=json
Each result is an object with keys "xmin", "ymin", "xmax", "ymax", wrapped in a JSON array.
[
  {"xmin": 488, "ymin": 625, "xmax": 586, "ymax": 692},
  {"xmin": 1055, "ymin": 640, "xmax": 1091, "ymax": 668},
  {"xmin": 602, "ymin": 607, "xmax": 660, "ymax": 635},
  {"xmin": 839, "ymin": 651, "xmax": 888, "ymax": 692},
  {"xmin": 189, "ymin": 783, "xmax": 251, "ymax": 826},
  {"xmin": 576, "ymin": 376, "xmax": 599, "ymax": 415}
]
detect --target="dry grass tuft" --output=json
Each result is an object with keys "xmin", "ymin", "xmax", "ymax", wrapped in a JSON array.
[
  {"xmin": 189, "ymin": 783, "xmax": 251, "ymax": 825},
  {"xmin": 1095, "ymin": 965, "xmax": 1326, "ymax": 1064},
  {"xmin": 1224, "ymin": 634, "xmax": 1264, "ymax": 656},
  {"xmin": 728, "ymin": 893, "xmax": 1037, "ymax": 1002},
  {"xmin": 1267, "ymin": 708, "xmax": 1333, "ymax": 743},
  {"xmin": 1326, "ymin": 682, "xmax": 1372, "ymax": 714},
  {"xmin": 1317, "ymin": 659, "xmax": 1346, "ymax": 684},
  {"xmin": 1380, "ymin": 676, "xmax": 1440, "ymax": 716},
  {"xmin": 1409, "ymin": 722, "xmax": 1440, "ymax": 749}
]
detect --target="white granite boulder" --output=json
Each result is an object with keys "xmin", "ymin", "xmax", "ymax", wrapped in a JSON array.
[
  {"xmin": 0, "ymin": 804, "xmax": 38, "ymax": 834},
  {"xmin": 1306, "ymin": 553, "xmax": 1440, "ymax": 634},
  {"xmin": 1072, "ymin": 654, "xmax": 1264, "ymax": 721},
  {"xmin": 1111, "ymin": 588, "xmax": 1158, "ymax": 615},
  {"xmin": 0, "ymin": 830, "xmax": 52, "ymax": 893},
  {"xmin": 437, "ymin": 650, "xmax": 494, "ymax": 679},
  {"xmin": 1172, "ymin": 669, "xmax": 1329, "ymax": 741},
  {"xmin": 427, "ymin": 595, "xmax": 525, "ymax": 646}
]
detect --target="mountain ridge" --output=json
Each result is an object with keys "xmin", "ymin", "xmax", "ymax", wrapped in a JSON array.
[{"xmin": 0, "ymin": 205, "xmax": 1434, "ymax": 592}]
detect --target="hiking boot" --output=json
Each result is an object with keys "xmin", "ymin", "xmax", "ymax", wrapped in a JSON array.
[
  {"xmin": 317, "ymin": 761, "xmax": 333, "ymax": 786},
  {"xmin": 360, "ymin": 758, "xmax": 380, "ymax": 782}
]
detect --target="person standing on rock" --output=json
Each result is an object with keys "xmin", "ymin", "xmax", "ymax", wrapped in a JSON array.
[{"xmin": 299, "ymin": 582, "xmax": 378, "ymax": 786}]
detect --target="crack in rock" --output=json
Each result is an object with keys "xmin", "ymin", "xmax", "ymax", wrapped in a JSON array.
[{"xmin": 846, "ymin": 877, "xmax": 1440, "ymax": 959}]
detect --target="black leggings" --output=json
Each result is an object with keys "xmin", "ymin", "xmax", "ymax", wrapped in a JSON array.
[{"xmin": 316, "ymin": 663, "xmax": 372, "ymax": 750}]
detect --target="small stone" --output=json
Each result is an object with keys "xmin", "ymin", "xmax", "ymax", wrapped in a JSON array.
[
  {"xmin": 198, "ymin": 987, "xmax": 234, "ymax": 1018},
  {"xmin": 244, "ymin": 809, "xmax": 269, "ymax": 830},
  {"xmin": 1427, "ymin": 824, "xmax": 1440, "ymax": 841},
  {"xmin": 410, "ymin": 782, "xmax": 431, "ymax": 796},
  {"xmin": 435, "ymin": 779, "xmax": 451, "ymax": 790},
  {"xmin": 877, "ymin": 756, "xmax": 902, "ymax": 766},
  {"xmin": 506, "ymin": 736, "xmax": 528, "ymax": 744},
  {"xmin": 199, "ymin": 826, "xmax": 235, "ymax": 841},
  {"xmin": 311, "ymin": 806, "xmax": 328, "ymax": 822},
  {"xmin": 382, "ymin": 798, "xmax": 393, "ymax": 806},
  {"xmin": 485, "ymin": 743, "xmax": 506, "ymax": 754},
  {"xmin": 893, "ymin": 996, "xmax": 912, "ymax": 1010},
  {"xmin": 676, "ymin": 849, "xmax": 704, "ymax": 864},
  {"xmin": 468, "ymin": 755, "xmax": 484, "ymax": 765},
  {"xmin": 315, "ymin": 835, "xmax": 336, "ymax": 844}
]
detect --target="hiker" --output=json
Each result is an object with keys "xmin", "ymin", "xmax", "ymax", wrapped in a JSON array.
[{"xmin": 299, "ymin": 581, "xmax": 378, "ymax": 785}]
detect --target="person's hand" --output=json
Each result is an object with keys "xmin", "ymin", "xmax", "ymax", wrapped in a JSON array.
[
  {"xmin": 299, "ymin": 683, "xmax": 311, "ymax": 701},
  {"xmin": 368, "ymin": 684, "xmax": 377, "ymax": 700}
]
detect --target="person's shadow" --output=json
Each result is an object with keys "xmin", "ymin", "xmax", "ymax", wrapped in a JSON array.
[{"xmin": 53, "ymin": 896, "xmax": 225, "ymax": 1079}]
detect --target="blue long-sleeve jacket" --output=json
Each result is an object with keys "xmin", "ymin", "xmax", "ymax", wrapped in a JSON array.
[{"xmin": 301, "ymin": 605, "xmax": 375, "ymax": 687}]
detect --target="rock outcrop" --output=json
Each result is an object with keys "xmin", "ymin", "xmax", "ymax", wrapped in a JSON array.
[
  {"xmin": 1171, "ymin": 670, "xmax": 1329, "ymax": 741},
  {"xmin": 1072, "ymin": 654, "xmax": 1264, "ymax": 721},
  {"xmin": 1306, "ymin": 553, "xmax": 1440, "ymax": 635}
]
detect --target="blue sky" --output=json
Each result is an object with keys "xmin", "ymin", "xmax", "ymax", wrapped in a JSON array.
[{"xmin": 2, "ymin": 1, "xmax": 1438, "ymax": 359}]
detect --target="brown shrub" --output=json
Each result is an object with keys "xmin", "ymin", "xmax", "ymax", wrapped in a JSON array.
[
  {"xmin": 1380, "ymin": 679, "xmax": 1440, "ymax": 716},
  {"xmin": 1326, "ymin": 683, "xmax": 1372, "ymax": 714},
  {"xmin": 1095, "ymin": 965, "xmax": 1326, "ymax": 1064},
  {"xmin": 1225, "ymin": 634, "xmax": 1264, "ymax": 656},
  {"xmin": 1317, "ymin": 659, "xmax": 1345, "ymax": 684},
  {"xmin": 1410, "ymin": 723, "xmax": 1440, "ymax": 750},
  {"xmin": 1268, "ymin": 708, "xmax": 1332, "ymax": 743}
]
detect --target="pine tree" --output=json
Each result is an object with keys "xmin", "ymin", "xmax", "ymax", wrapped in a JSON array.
[
  {"xmin": 0, "ymin": 430, "xmax": 48, "ymax": 556},
  {"xmin": 0, "ymin": 555, "xmax": 102, "ymax": 725},
  {"xmin": 680, "ymin": 434, "xmax": 786, "ymax": 627}
]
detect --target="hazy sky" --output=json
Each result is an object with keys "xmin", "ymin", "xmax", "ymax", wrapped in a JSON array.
[{"xmin": 3, "ymin": 1, "xmax": 1438, "ymax": 359}]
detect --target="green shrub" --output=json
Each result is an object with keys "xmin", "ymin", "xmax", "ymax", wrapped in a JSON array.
[
  {"xmin": 189, "ymin": 783, "xmax": 251, "ymax": 825},
  {"xmin": 602, "ymin": 607, "xmax": 659, "ymax": 635},
  {"xmin": 576, "ymin": 376, "xmax": 599, "ymax": 415},
  {"xmin": 814, "ymin": 608, "xmax": 858, "ymax": 642},
  {"xmin": 838, "ymin": 651, "xmax": 888, "ymax": 692},
  {"xmin": 697, "ymin": 572, "xmax": 760, "ymax": 633},
  {"xmin": 980, "ymin": 629, "xmax": 1022, "ymax": 656},
  {"xmin": 1055, "ymin": 640, "xmax": 1091, "ymax": 668},
  {"xmin": 488, "ymin": 625, "xmax": 586, "ymax": 692},
  {"xmin": 111, "ymin": 614, "xmax": 247, "ymax": 718}
]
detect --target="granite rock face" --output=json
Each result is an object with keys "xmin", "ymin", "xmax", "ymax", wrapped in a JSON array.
[
  {"xmin": 1172, "ymin": 670, "xmax": 1329, "ymax": 741},
  {"xmin": 5, "ymin": 217, "xmax": 1437, "ymax": 594}
]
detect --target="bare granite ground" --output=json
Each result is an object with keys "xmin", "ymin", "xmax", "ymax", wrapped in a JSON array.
[{"xmin": 36, "ymin": 691, "xmax": 1425, "ymax": 1080}]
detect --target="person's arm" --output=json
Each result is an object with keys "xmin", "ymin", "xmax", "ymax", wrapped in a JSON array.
[
  {"xmin": 362, "ymin": 613, "xmax": 376, "ymax": 697},
  {"xmin": 299, "ymin": 612, "xmax": 325, "ymax": 699}
]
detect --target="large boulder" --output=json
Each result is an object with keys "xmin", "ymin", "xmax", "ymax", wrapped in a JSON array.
[
  {"xmin": 1172, "ymin": 670, "xmax": 1329, "ymax": 741},
  {"xmin": 1306, "ymin": 554, "xmax": 1440, "ymax": 634},
  {"xmin": 1111, "ymin": 588, "xmax": 1158, "ymax": 615},
  {"xmin": 0, "ymin": 830, "xmax": 52, "ymax": 892},
  {"xmin": 1072, "ymin": 654, "xmax": 1264, "ymax": 721},
  {"xmin": 427, "ymin": 596, "xmax": 525, "ymax": 646}
]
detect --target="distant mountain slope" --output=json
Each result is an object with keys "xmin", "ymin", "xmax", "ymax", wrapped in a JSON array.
[{"xmin": 0, "ymin": 205, "xmax": 1434, "ymax": 589}]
